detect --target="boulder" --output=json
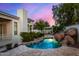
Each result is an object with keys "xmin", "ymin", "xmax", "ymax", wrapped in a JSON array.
[
  {"xmin": 61, "ymin": 28, "xmax": 77, "ymax": 46},
  {"xmin": 65, "ymin": 28, "xmax": 77, "ymax": 37},
  {"xmin": 54, "ymin": 33, "xmax": 64, "ymax": 41},
  {"xmin": 62, "ymin": 35, "xmax": 75, "ymax": 46}
]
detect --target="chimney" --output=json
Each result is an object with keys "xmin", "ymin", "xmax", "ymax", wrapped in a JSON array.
[{"xmin": 17, "ymin": 9, "xmax": 28, "ymax": 32}]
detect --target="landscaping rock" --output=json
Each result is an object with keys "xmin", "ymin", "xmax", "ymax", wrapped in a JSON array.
[
  {"xmin": 65, "ymin": 28, "xmax": 77, "ymax": 36},
  {"xmin": 54, "ymin": 33, "xmax": 64, "ymax": 43},
  {"xmin": 62, "ymin": 35, "xmax": 75, "ymax": 46}
]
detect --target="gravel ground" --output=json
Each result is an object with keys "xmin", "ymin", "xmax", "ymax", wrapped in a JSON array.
[{"xmin": 0, "ymin": 45, "xmax": 79, "ymax": 56}]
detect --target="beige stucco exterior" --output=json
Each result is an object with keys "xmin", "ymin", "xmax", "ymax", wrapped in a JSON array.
[
  {"xmin": 28, "ymin": 22, "xmax": 34, "ymax": 32},
  {"xmin": 0, "ymin": 9, "xmax": 34, "ymax": 47},
  {"xmin": 17, "ymin": 9, "xmax": 28, "ymax": 32},
  {"xmin": 0, "ymin": 9, "xmax": 28, "ymax": 40},
  {"xmin": 0, "ymin": 18, "xmax": 19, "ymax": 40}
]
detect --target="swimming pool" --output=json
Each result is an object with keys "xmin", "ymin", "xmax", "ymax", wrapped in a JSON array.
[{"xmin": 26, "ymin": 38, "xmax": 61, "ymax": 49}]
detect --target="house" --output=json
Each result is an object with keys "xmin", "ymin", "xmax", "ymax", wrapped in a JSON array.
[
  {"xmin": 43, "ymin": 27, "xmax": 53, "ymax": 34},
  {"xmin": 27, "ymin": 18, "xmax": 34, "ymax": 32},
  {"xmin": 0, "ymin": 9, "xmax": 34, "ymax": 47}
]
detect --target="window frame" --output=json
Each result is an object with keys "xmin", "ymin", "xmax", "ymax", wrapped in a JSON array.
[{"xmin": 14, "ymin": 22, "xmax": 18, "ymax": 35}]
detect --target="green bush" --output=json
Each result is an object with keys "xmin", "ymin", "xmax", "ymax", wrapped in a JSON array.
[
  {"xmin": 20, "ymin": 32, "xmax": 44, "ymax": 42},
  {"xmin": 20, "ymin": 32, "xmax": 33, "ymax": 42},
  {"xmin": 53, "ymin": 23, "xmax": 65, "ymax": 34},
  {"xmin": 37, "ymin": 32, "xmax": 44, "ymax": 37},
  {"xmin": 6, "ymin": 44, "xmax": 12, "ymax": 50}
]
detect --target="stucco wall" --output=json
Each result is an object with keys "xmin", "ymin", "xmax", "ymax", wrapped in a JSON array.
[
  {"xmin": 17, "ymin": 9, "xmax": 28, "ymax": 32},
  {"xmin": 0, "ymin": 14, "xmax": 20, "ymax": 40},
  {"xmin": 0, "ymin": 21, "xmax": 12, "ymax": 39},
  {"xmin": 6, "ymin": 21, "xmax": 12, "ymax": 38}
]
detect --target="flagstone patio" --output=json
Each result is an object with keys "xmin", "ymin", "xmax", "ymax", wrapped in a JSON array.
[{"xmin": 0, "ymin": 45, "xmax": 79, "ymax": 56}]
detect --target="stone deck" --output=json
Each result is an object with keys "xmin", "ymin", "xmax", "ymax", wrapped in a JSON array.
[
  {"xmin": 0, "ymin": 45, "xmax": 79, "ymax": 56},
  {"xmin": 0, "ymin": 40, "xmax": 12, "ymax": 47}
]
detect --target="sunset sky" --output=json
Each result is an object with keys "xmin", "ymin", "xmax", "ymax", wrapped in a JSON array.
[{"xmin": 0, "ymin": 3, "xmax": 58, "ymax": 26}]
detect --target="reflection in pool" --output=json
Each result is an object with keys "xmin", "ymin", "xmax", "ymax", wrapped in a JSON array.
[{"xmin": 26, "ymin": 39, "xmax": 61, "ymax": 49}]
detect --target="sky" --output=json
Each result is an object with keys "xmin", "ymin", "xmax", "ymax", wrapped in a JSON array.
[{"xmin": 0, "ymin": 3, "xmax": 57, "ymax": 26}]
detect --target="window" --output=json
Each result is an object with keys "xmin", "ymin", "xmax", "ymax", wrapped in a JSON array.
[
  {"xmin": 14, "ymin": 22, "xmax": 18, "ymax": 35},
  {"xmin": 0, "ymin": 24, "xmax": 2, "ymax": 35}
]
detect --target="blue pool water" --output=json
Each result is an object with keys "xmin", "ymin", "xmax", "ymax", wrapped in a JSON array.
[{"xmin": 26, "ymin": 39, "xmax": 61, "ymax": 49}]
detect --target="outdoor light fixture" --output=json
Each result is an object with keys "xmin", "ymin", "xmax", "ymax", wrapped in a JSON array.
[
  {"xmin": 48, "ymin": 39, "xmax": 57, "ymax": 43},
  {"xmin": 44, "ymin": 39, "xmax": 57, "ymax": 43}
]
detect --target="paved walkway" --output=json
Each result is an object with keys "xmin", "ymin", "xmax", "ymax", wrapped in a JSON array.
[
  {"xmin": 0, "ymin": 40, "xmax": 12, "ymax": 47},
  {"xmin": 0, "ymin": 45, "xmax": 79, "ymax": 56}
]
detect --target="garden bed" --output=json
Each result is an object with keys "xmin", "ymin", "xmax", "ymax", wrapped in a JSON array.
[{"xmin": 20, "ymin": 32, "xmax": 44, "ymax": 42}]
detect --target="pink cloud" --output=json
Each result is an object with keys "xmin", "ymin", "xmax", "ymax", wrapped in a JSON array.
[{"xmin": 31, "ymin": 4, "xmax": 55, "ymax": 26}]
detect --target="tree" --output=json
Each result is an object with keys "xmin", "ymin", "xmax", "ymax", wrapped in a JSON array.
[
  {"xmin": 34, "ymin": 19, "xmax": 49, "ymax": 32},
  {"xmin": 52, "ymin": 3, "xmax": 79, "ymax": 26},
  {"xmin": 45, "ymin": 21, "xmax": 50, "ymax": 27},
  {"xmin": 53, "ymin": 22, "xmax": 65, "ymax": 34}
]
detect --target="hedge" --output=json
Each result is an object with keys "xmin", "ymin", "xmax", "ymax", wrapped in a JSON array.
[{"xmin": 20, "ymin": 32, "xmax": 44, "ymax": 42}]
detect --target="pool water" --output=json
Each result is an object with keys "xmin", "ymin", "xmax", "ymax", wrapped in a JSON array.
[{"xmin": 26, "ymin": 39, "xmax": 61, "ymax": 49}]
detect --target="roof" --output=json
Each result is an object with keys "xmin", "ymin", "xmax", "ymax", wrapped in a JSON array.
[
  {"xmin": 28, "ymin": 18, "xmax": 34, "ymax": 23},
  {"xmin": 0, "ymin": 11, "xmax": 19, "ymax": 19}
]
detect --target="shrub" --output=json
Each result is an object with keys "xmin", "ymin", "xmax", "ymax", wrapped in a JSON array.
[
  {"xmin": 6, "ymin": 44, "xmax": 12, "ymax": 50},
  {"xmin": 20, "ymin": 32, "xmax": 44, "ymax": 42},
  {"xmin": 53, "ymin": 23, "xmax": 65, "ymax": 34},
  {"xmin": 20, "ymin": 32, "xmax": 34, "ymax": 42}
]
